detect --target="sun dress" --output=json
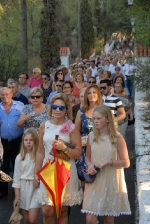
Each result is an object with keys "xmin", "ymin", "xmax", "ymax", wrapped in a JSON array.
[
  {"xmin": 21, "ymin": 104, "xmax": 49, "ymax": 130},
  {"xmin": 36, "ymin": 120, "xmax": 83, "ymax": 206},
  {"xmin": 75, "ymin": 109, "xmax": 93, "ymax": 181},
  {"xmin": 81, "ymin": 132, "xmax": 131, "ymax": 216},
  {"xmin": 12, "ymin": 154, "xmax": 41, "ymax": 210}
]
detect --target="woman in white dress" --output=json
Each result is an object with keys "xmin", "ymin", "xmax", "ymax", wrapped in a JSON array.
[
  {"xmin": 81, "ymin": 105, "xmax": 131, "ymax": 224},
  {"xmin": 35, "ymin": 93, "xmax": 83, "ymax": 224}
]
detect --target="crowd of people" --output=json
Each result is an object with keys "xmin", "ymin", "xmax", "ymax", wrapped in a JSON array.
[{"xmin": 0, "ymin": 53, "xmax": 135, "ymax": 224}]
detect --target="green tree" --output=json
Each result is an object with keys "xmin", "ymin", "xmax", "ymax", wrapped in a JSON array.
[
  {"xmin": 80, "ymin": 0, "xmax": 94, "ymax": 58},
  {"xmin": 132, "ymin": 0, "xmax": 150, "ymax": 47},
  {"xmin": 40, "ymin": 0, "xmax": 61, "ymax": 71}
]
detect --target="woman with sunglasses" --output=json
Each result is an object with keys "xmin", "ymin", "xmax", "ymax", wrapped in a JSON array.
[
  {"xmin": 17, "ymin": 87, "xmax": 49, "ymax": 131},
  {"xmin": 52, "ymin": 69, "xmax": 65, "ymax": 92},
  {"xmin": 75, "ymin": 85, "xmax": 103, "ymax": 181},
  {"xmin": 62, "ymin": 81, "xmax": 79, "ymax": 107},
  {"xmin": 87, "ymin": 77, "xmax": 96, "ymax": 86},
  {"xmin": 40, "ymin": 72, "xmax": 53, "ymax": 103},
  {"xmin": 35, "ymin": 93, "xmax": 83, "ymax": 224}
]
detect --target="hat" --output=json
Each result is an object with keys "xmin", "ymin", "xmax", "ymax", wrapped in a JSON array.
[{"xmin": 8, "ymin": 205, "xmax": 23, "ymax": 224}]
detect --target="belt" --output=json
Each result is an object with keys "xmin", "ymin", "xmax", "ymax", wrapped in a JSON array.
[{"xmin": 1, "ymin": 135, "xmax": 23, "ymax": 142}]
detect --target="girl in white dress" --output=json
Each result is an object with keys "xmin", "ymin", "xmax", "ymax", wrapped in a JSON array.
[
  {"xmin": 82, "ymin": 105, "xmax": 131, "ymax": 224},
  {"xmin": 13, "ymin": 128, "xmax": 41, "ymax": 224},
  {"xmin": 35, "ymin": 93, "xmax": 83, "ymax": 224}
]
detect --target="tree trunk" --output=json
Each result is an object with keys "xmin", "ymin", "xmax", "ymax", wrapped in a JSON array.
[{"xmin": 21, "ymin": 0, "xmax": 28, "ymax": 72}]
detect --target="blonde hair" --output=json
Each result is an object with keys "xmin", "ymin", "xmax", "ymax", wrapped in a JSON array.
[
  {"xmin": 20, "ymin": 128, "xmax": 39, "ymax": 161},
  {"xmin": 83, "ymin": 85, "xmax": 103, "ymax": 112},
  {"xmin": 93, "ymin": 105, "xmax": 118, "ymax": 144},
  {"xmin": 80, "ymin": 87, "xmax": 87, "ymax": 95},
  {"xmin": 75, "ymin": 72, "xmax": 84, "ymax": 82},
  {"xmin": 29, "ymin": 87, "xmax": 44, "ymax": 98},
  {"xmin": 49, "ymin": 93, "xmax": 72, "ymax": 120}
]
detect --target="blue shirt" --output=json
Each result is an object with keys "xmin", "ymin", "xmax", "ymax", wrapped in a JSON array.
[
  {"xmin": 46, "ymin": 91, "xmax": 58, "ymax": 105},
  {"xmin": 64, "ymin": 74, "xmax": 70, "ymax": 81},
  {"xmin": 0, "ymin": 100, "xmax": 24, "ymax": 139}
]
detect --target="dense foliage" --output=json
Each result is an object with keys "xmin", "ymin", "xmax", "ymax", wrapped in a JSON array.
[
  {"xmin": 80, "ymin": 0, "xmax": 94, "ymax": 58},
  {"xmin": 40, "ymin": 0, "xmax": 61, "ymax": 71},
  {"xmin": 0, "ymin": 0, "xmax": 149, "ymax": 82}
]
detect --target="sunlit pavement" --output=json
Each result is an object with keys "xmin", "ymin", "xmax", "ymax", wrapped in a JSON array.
[{"xmin": 0, "ymin": 125, "xmax": 135, "ymax": 224}]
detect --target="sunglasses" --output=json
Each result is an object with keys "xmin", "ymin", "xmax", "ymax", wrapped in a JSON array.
[
  {"xmin": 88, "ymin": 81, "xmax": 96, "ymax": 84},
  {"xmin": 19, "ymin": 77, "xmax": 27, "ymax": 79},
  {"xmin": 42, "ymin": 78, "xmax": 47, "ymax": 80},
  {"xmin": 100, "ymin": 86, "xmax": 106, "ymax": 90},
  {"xmin": 87, "ymin": 64, "xmax": 90, "ymax": 65},
  {"xmin": 58, "ymin": 72, "xmax": 63, "ymax": 75},
  {"xmin": 30, "ymin": 95, "xmax": 42, "ymax": 99},
  {"xmin": 51, "ymin": 104, "xmax": 66, "ymax": 111},
  {"xmin": 56, "ymin": 84, "xmax": 62, "ymax": 87}
]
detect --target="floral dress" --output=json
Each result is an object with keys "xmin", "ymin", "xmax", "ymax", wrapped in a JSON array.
[{"xmin": 75, "ymin": 109, "xmax": 93, "ymax": 181}]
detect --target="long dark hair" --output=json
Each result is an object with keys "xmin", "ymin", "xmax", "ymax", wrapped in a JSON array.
[{"xmin": 113, "ymin": 76, "xmax": 125, "ymax": 88}]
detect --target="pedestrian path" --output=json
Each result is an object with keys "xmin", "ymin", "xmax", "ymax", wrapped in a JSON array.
[{"xmin": 0, "ymin": 125, "xmax": 135, "ymax": 224}]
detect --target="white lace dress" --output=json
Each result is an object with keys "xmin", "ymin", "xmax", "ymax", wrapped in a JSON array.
[
  {"xmin": 36, "ymin": 120, "xmax": 83, "ymax": 206},
  {"xmin": 81, "ymin": 132, "xmax": 131, "ymax": 216}
]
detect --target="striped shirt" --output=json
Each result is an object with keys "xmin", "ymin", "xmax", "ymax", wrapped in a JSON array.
[{"xmin": 102, "ymin": 94, "xmax": 123, "ymax": 116}]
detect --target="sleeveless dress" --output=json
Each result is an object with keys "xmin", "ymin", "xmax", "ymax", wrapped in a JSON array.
[
  {"xmin": 81, "ymin": 132, "xmax": 131, "ymax": 216},
  {"xmin": 36, "ymin": 120, "xmax": 83, "ymax": 206},
  {"xmin": 75, "ymin": 109, "xmax": 93, "ymax": 181}
]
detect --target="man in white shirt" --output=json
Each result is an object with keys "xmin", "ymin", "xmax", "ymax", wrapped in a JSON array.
[
  {"xmin": 124, "ymin": 58, "xmax": 136, "ymax": 98},
  {"xmin": 90, "ymin": 60, "xmax": 98, "ymax": 77},
  {"xmin": 109, "ymin": 58, "xmax": 124, "ymax": 77}
]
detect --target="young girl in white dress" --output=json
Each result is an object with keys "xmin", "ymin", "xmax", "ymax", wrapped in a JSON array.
[
  {"xmin": 13, "ymin": 128, "xmax": 41, "ymax": 224},
  {"xmin": 81, "ymin": 105, "xmax": 131, "ymax": 224}
]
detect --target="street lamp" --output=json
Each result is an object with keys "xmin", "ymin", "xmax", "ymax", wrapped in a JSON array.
[
  {"xmin": 131, "ymin": 17, "xmax": 136, "ymax": 26},
  {"xmin": 128, "ymin": 0, "xmax": 134, "ymax": 6}
]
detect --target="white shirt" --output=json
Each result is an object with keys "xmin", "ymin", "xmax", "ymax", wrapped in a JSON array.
[
  {"xmin": 90, "ymin": 66, "xmax": 98, "ymax": 77},
  {"xmin": 124, "ymin": 63, "xmax": 136, "ymax": 77}
]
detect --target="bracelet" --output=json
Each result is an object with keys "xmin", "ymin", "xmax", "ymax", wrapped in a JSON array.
[
  {"xmin": 110, "ymin": 159, "xmax": 113, "ymax": 166},
  {"xmin": 15, "ymin": 197, "xmax": 20, "ymax": 199},
  {"xmin": 63, "ymin": 146, "xmax": 69, "ymax": 154}
]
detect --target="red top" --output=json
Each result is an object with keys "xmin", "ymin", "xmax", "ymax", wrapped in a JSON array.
[
  {"xmin": 28, "ymin": 77, "xmax": 43, "ymax": 88},
  {"xmin": 73, "ymin": 83, "xmax": 88, "ymax": 99}
]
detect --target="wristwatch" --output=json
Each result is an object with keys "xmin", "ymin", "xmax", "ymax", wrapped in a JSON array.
[{"xmin": 63, "ymin": 146, "xmax": 69, "ymax": 154}]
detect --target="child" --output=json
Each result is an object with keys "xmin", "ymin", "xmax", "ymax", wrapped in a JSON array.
[
  {"xmin": 13, "ymin": 128, "xmax": 40, "ymax": 224},
  {"xmin": 81, "ymin": 105, "xmax": 131, "ymax": 224}
]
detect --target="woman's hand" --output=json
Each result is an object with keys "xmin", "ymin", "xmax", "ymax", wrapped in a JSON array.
[
  {"xmin": 54, "ymin": 139, "xmax": 66, "ymax": 151},
  {"xmin": 87, "ymin": 164, "xmax": 97, "ymax": 175},
  {"xmin": 24, "ymin": 114, "xmax": 33, "ymax": 122},
  {"xmin": 129, "ymin": 113, "xmax": 133, "ymax": 121},
  {"xmin": 13, "ymin": 198, "xmax": 20, "ymax": 210},
  {"xmin": 95, "ymin": 160, "xmax": 110, "ymax": 169},
  {"xmin": 33, "ymin": 179, "xmax": 40, "ymax": 189}
]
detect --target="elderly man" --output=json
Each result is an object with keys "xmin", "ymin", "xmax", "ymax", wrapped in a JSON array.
[
  {"xmin": 28, "ymin": 67, "xmax": 43, "ymax": 88},
  {"xmin": 0, "ymin": 87, "xmax": 24, "ymax": 198},
  {"xmin": 8, "ymin": 80, "xmax": 28, "ymax": 105},
  {"xmin": 18, "ymin": 72, "xmax": 31, "ymax": 99}
]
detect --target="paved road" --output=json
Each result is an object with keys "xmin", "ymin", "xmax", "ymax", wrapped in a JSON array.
[{"xmin": 0, "ymin": 125, "xmax": 135, "ymax": 224}]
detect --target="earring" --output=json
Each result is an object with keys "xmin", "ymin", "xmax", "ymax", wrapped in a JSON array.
[
  {"xmin": 65, "ymin": 114, "xmax": 68, "ymax": 121},
  {"xmin": 51, "ymin": 114, "xmax": 54, "ymax": 119}
]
